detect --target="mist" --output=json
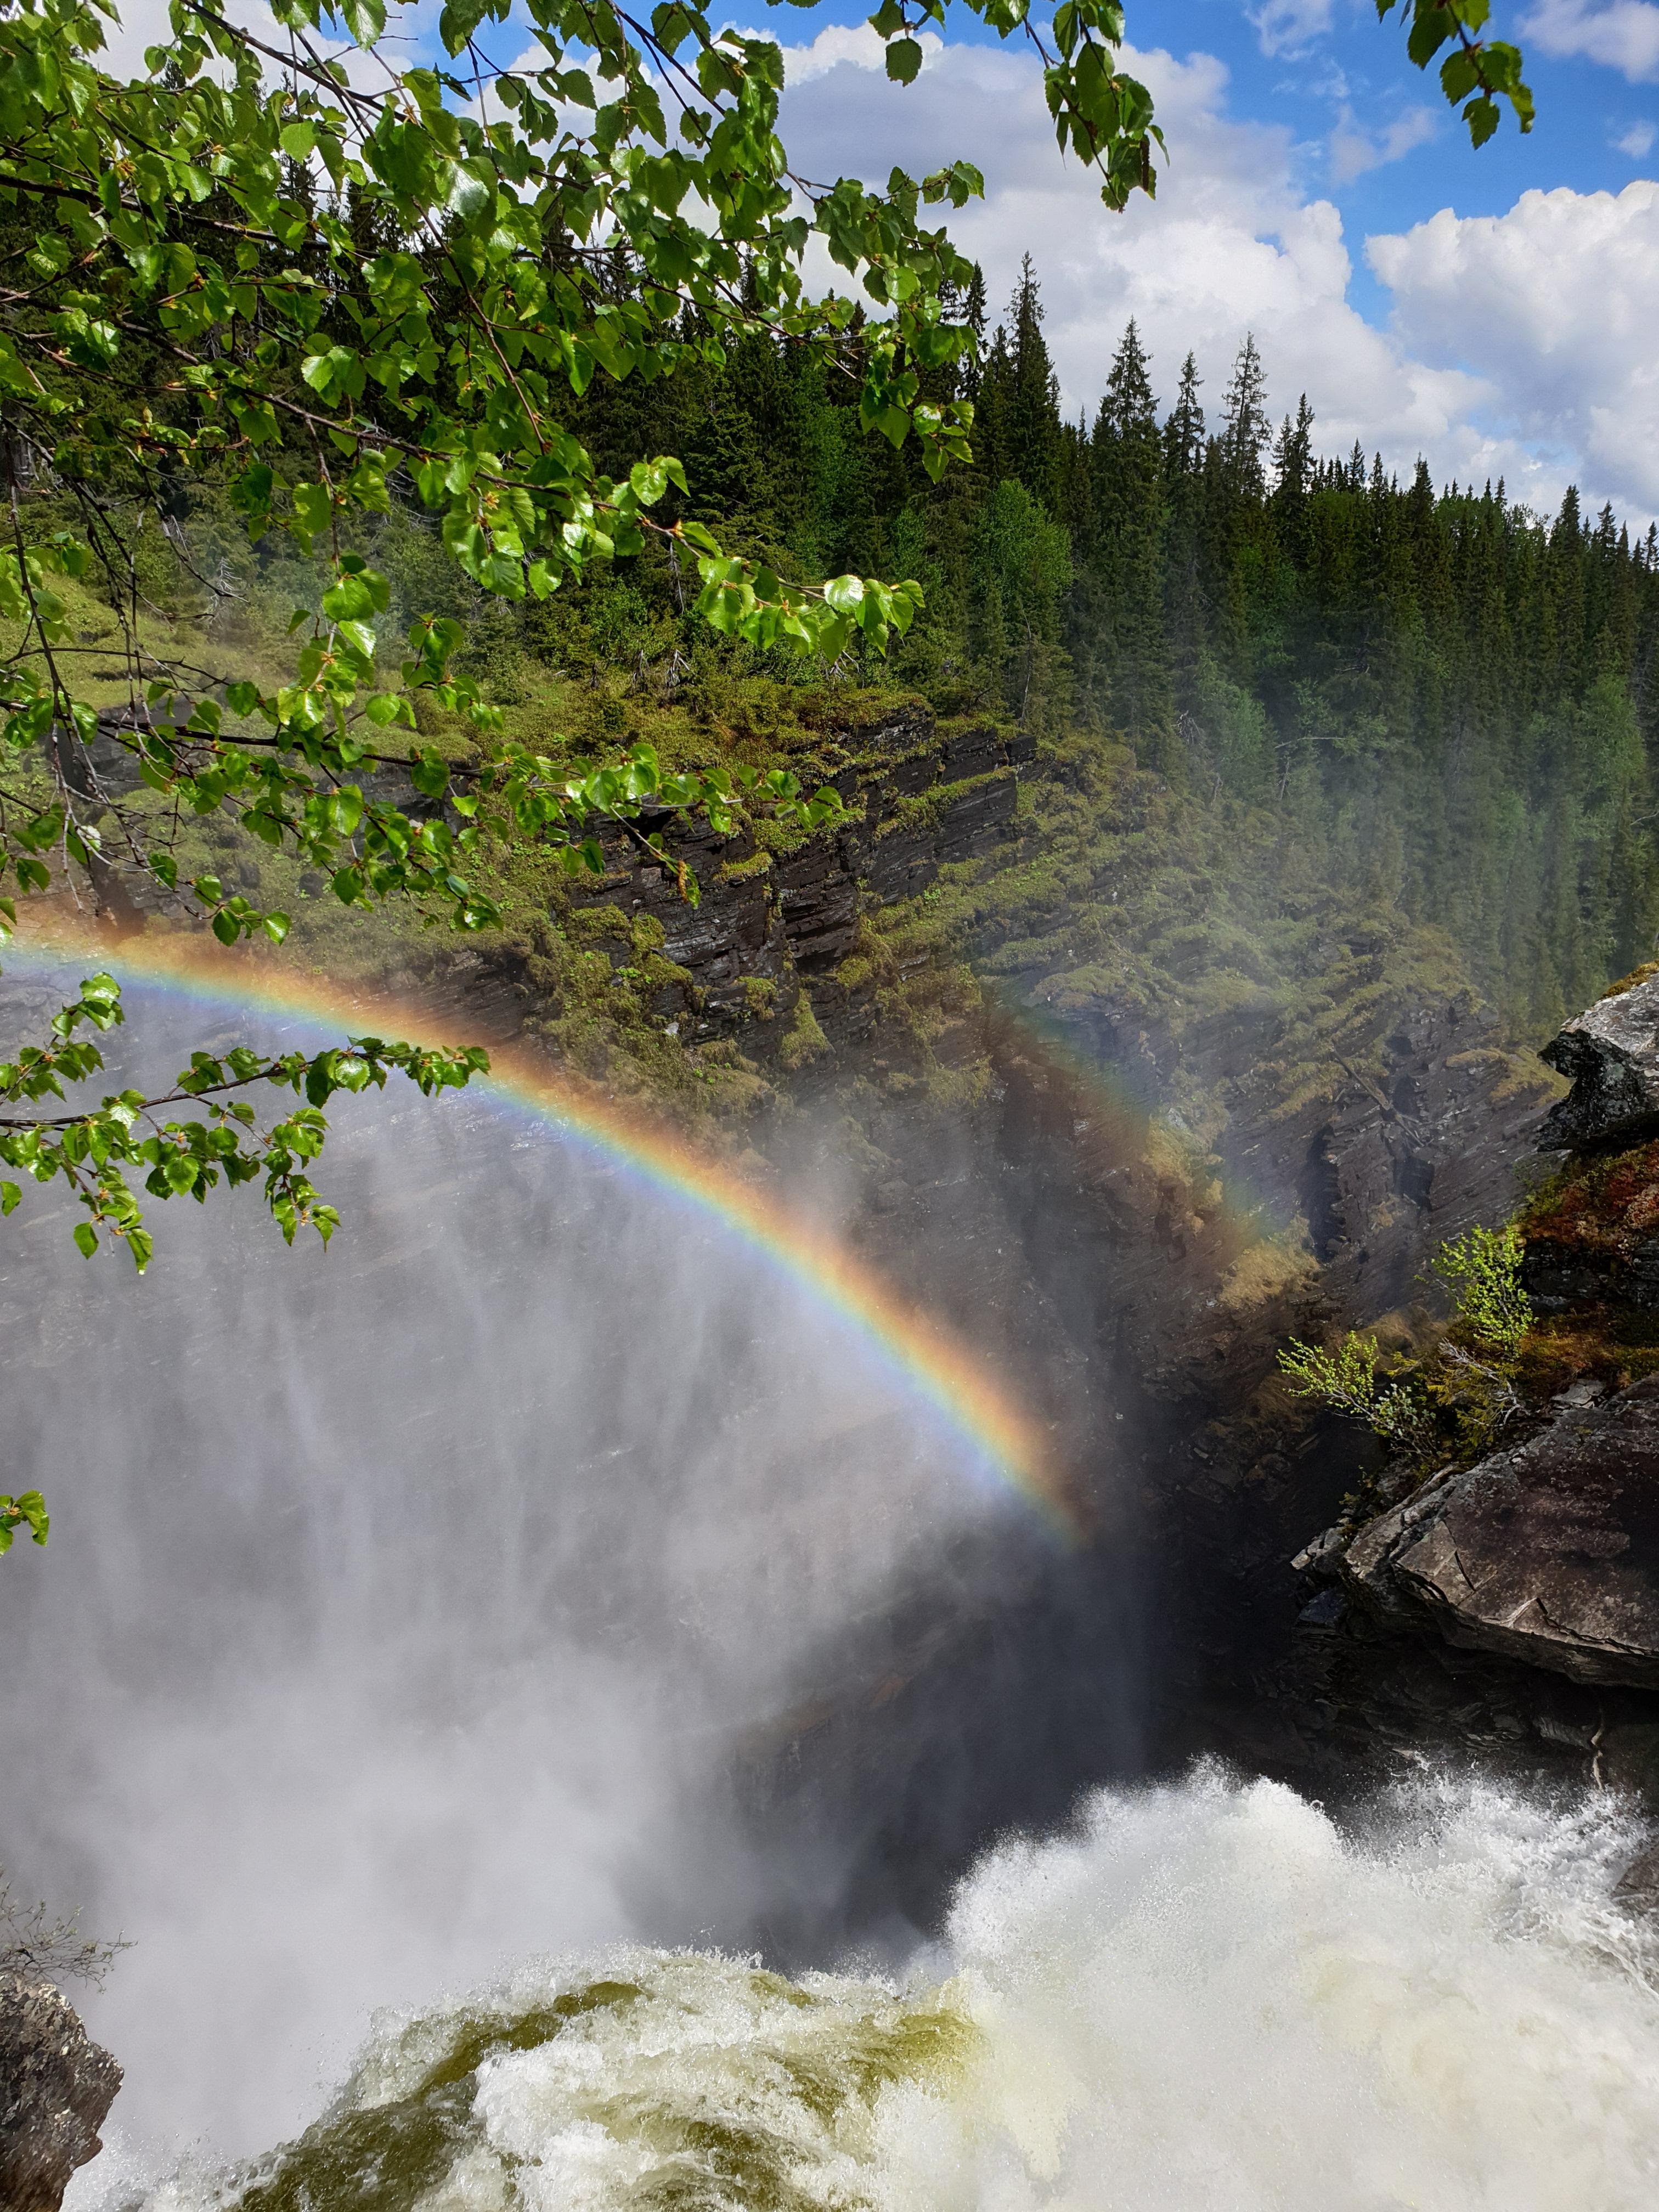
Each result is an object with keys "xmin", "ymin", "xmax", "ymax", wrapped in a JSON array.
[{"xmin": 0, "ymin": 973, "xmax": 1087, "ymax": 2180}]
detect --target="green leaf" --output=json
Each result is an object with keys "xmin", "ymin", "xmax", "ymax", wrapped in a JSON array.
[
  {"xmin": 0, "ymin": 1182, "xmax": 19, "ymax": 1215},
  {"xmin": 73, "ymin": 1221, "xmax": 97, "ymax": 1258},
  {"xmin": 342, "ymin": 0, "xmax": 387, "ymax": 47},
  {"xmin": 885, "ymin": 36, "xmax": 923, "ymax": 84}
]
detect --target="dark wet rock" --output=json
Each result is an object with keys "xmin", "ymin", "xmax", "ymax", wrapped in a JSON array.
[
  {"xmin": 1542, "ymin": 970, "xmax": 1659, "ymax": 1152},
  {"xmin": 556, "ymin": 713, "xmax": 1025, "ymax": 1040},
  {"xmin": 991, "ymin": 985, "xmax": 1556, "ymax": 1418},
  {"xmin": 1615, "ymin": 1838, "xmax": 1659, "ymax": 1904},
  {"xmin": 0, "ymin": 1974, "xmax": 121, "ymax": 2212},
  {"xmin": 1319, "ymin": 1376, "xmax": 1659, "ymax": 1688}
]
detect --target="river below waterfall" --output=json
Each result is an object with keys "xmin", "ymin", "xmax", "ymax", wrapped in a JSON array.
[
  {"xmin": 100, "ymin": 1770, "xmax": 1659, "ymax": 2211},
  {"xmin": 7, "ymin": 964, "xmax": 1659, "ymax": 2210}
]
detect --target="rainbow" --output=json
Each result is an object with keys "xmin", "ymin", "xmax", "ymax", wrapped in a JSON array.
[{"xmin": 8, "ymin": 921, "xmax": 1080, "ymax": 1542}]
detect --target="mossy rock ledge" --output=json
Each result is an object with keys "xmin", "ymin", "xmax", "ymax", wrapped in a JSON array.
[{"xmin": 1295, "ymin": 969, "xmax": 1659, "ymax": 1785}]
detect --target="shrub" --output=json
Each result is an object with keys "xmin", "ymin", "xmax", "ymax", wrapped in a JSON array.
[
  {"xmin": 1277, "ymin": 1220, "xmax": 1532, "ymax": 1475},
  {"xmin": 1431, "ymin": 1222, "xmax": 1529, "ymax": 1358}
]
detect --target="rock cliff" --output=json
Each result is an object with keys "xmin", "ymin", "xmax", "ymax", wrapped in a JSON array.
[
  {"xmin": 1324, "ymin": 1378, "xmax": 1659, "ymax": 1688},
  {"xmin": 21, "ymin": 699, "xmax": 1583, "ymax": 1934},
  {"xmin": 426, "ymin": 705, "xmax": 1575, "ymax": 1855},
  {"xmin": 0, "ymin": 1974, "xmax": 121, "ymax": 2212},
  {"xmin": 1277, "ymin": 963, "xmax": 1659, "ymax": 1796}
]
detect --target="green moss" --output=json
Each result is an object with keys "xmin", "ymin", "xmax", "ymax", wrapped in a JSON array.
[
  {"xmin": 1600, "ymin": 960, "xmax": 1659, "ymax": 1002},
  {"xmin": 778, "ymin": 988, "xmax": 830, "ymax": 1071},
  {"xmin": 236, "ymin": 1982, "xmax": 642, "ymax": 2212},
  {"xmin": 874, "ymin": 768, "xmax": 1011, "ymax": 840},
  {"xmin": 1518, "ymin": 1139, "xmax": 1659, "ymax": 1262},
  {"xmin": 718, "ymin": 850, "xmax": 774, "ymax": 884}
]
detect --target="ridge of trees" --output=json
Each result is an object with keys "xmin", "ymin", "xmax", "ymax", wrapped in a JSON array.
[{"xmin": 537, "ymin": 252, "xmax": 1659, "ymax": 1035}]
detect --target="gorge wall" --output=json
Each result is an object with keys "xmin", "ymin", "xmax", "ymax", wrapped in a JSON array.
[{"xmin": 326, "ymin": 698, "xmax": 1584, "ymax": 1844}]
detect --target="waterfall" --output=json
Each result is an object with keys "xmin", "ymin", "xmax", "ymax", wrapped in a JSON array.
[{"xmin": 3, "ymin": 973, "xmax": 1099, "ymax": 2172}]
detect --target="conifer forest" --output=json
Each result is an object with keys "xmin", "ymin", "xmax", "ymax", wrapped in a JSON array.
[{"xmin": 520, "ymin": 255, "xmax": 1659, "ymax": 1037}]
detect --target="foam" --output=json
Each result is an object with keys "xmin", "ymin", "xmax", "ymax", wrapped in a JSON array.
[{"xmin": 104, "ymin": 1768, "xmax": 1659, "ymax": 2212}]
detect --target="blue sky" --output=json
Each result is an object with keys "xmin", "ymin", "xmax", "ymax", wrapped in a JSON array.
[{"xmin": 755, "ymin": 0, "xmax": 1657, "ymax": 249}]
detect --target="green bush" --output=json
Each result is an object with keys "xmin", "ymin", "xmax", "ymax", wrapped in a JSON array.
[
  {"xmin": 1278, "ymin": 1220, "xmax": 1531, "ymax": 1474},
  {"xmin": 1431, "ymin": 1222, "xmax": 1529, "ymax": 1358}
]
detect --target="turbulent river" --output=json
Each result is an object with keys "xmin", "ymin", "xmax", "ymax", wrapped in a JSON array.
[
  {"xmin": 7, "ymin": 964, "xmax": 1659, "ymax": 2211},
  {"xmin": 117, "ymin": 1774, "xmax": 1659, "ymax": 2211}
]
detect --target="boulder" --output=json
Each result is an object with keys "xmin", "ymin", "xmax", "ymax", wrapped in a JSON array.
[
  {"xmin": 1328, "ymin": 1375, "xmax": 1659, "ymax": 1688},
  {"xmin": 1542, "ymin": 971, "xmax": 1659, "ymax": 1151},
  {"xmin": 0, "ymin": 1973, "xmax": 122, "ymax": 2212}
]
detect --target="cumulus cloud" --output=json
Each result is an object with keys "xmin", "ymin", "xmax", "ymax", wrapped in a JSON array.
[
  {"xmin": 776, "ymin": 38, "xmax": 1591, "ymax": 499},
  {"xmin": 769, "ymin": 30, "xmax": 1659, "ymax": 521},
  {"xmin": 92, "ymin": 0, "xmax": 425, "ymax": 95},
  {"xmin": 1524, "ymin": 0, "xmax": 1659, "ymax": 81},
  {"xmin": 1329, "ymin": 103, "xmax": 1438, "ymax": 184},
  {"xmin": 769, "ymin": 20, "xmax": 943, "ymax": 84},
  {"xmin": 1369, "ymin": 181, "xmax": 1659, "ymax": 514},
  {"xmin": 89, "ymin": 5, "xmax": 1659, "ymax": 526}
]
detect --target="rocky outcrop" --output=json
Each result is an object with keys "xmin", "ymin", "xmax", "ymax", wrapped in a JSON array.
[
  {"xmin": 0, "ymin": 1974, "xmax": 121, "ymax": 2211},
  {"xmin": 1272, "ymin": 967, "xmax": 1659, "ymax": 1779},
  {"xmin": 1541, "ymin": 968, "xmax": 1659, "ymax": 1150},
  {"xmin": 557, "ymin": 712, "xmax": 1025, "ymax": 1040},
  {"xmin": 1318, "ymin": 1378, "xmax": 1659, "ymax": 1687},
  {"xmin": 986, "ymin": 986, "xmax": 1554, "ymax": 1418}
]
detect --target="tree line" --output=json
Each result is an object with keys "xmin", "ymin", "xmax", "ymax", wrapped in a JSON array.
[{"xmin": 527, "ymin": 253, "xmax": 1659, "ymax": 1035}]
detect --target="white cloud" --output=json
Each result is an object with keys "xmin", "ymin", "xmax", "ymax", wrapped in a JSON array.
[
  {"xmin": 98, "ymin": 6, "xmax": 1659, "ymax": 527},
  {"xmin": 91, "ymin": 0, "xmax": 425, "ymax": 95},
  {"xmin": 1246, "ymin": 0, "xmax": 1334, "ymax": 58},
  {"xmin": 774, "ymin": 38, "xmax": 1595, "ymax": 507},
  {"xmin": 1329, "ymin": 103, "xmax": 1438, "ymax": 185},
  {"xmin": 1524, "ymin": 0, "xmax": 1659, "ymax": 82},
  {"xmin": 1369, "ymin": 182, "xmax": 1659, "ymax": 514},
  {"xmin": 1615, "ymin": 117, "xmax": 1659, "ymax": 154},
  {"xmin": 775, "ymin": 22, "xmax": 943, "ymax": 86}
]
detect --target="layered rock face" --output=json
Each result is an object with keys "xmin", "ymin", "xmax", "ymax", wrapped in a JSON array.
[
  {"xmin": 561, "ymin": 711, "xmax": 1026, "ymax": 1036},
  {"xmin": 20, "ymin": 703, "xmax": 1590, "ymax": 1928},
  {"xmin": 0, "ymin": 1974, "xmax": 121, "ymax": 2212}
]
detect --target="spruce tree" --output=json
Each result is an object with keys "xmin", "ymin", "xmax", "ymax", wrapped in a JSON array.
[
  {"xmin": 1219, "ymin": 334, "xmax": 1271, "ymax": 500},
  {"xmin": 1004, "ymin": 255, "xmax": 1063, "ymax": 507},
  {"xmin": 1093, "ymin": 323, "xmax": 1175, "ymax": 768},
  {"xmin": 960, "ymin": 263, "xmax": 988, "ymax": 404}
]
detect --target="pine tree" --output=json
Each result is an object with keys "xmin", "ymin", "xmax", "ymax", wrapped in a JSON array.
[
  {"xmin": 1092, "ymin": 321, "xmax": 1174, "ymax": 768},
  {"xmin": 1270, "ymin": 394, "xmax": 1314, "ymax": 558},
  {"xmin": 1219, "ymin": 334, "xmax": 1271, "ymax": 500},
  {"xmin": 540, "ymin": 279, "xmax": 1659, "ymax": 1032},
  {"xmin": 1163, "ymin": 352, "xmax": 1205, "ymax": 481},
  {"xmin": 960, "ymin": 262, "xmax": 988, "ymax": 404},
  {"xmin": 1003, "ymin": 255, "xmax": 1062, "ymax": 507}
]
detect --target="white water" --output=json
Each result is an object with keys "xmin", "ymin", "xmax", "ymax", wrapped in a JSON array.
[{"xmin": 101, "ymin": 1766, "xmax": 1659, "ymax": 2212}]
